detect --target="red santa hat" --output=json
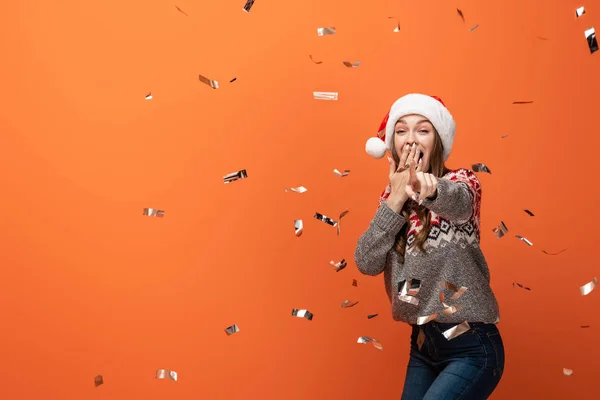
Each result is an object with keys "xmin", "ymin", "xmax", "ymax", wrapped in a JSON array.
[{"xmin": 365, "ymin": 94, "xmax": 456, "ymax": 161}]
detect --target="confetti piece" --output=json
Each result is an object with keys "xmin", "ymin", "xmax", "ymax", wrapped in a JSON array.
[
  {"xmin": 309, "ymin": 55, "xmax": 323, "ymax": 64},
  {"xmin": 513, "ymin": 282, "xmax": 531, "ymax": 291},
  {"xmin": 224, "ymin": 324, "xmax": 240, "ymax": 335},
  {"xmin": 493, "ymin": 221, "xmax": 508, "ymax": 239},
  {"xmin": 537, "ymin": 36, "xmax": 549, "ymax": 41},
  {"xmin": 417, "ymin": 329, "xmax": 425, "ymax": 350},
  {"xmin": 440, "ymin": 281, "xmax": 468, "ymax": 300},
  {"xmin": 470, "ymin": 24, "xmax": 479, "ymax": 32},
  {"xmin": 585, "ymin": 27, "xmax": 598, "ymax": 54},
  {"xmin": 367, "ymin": 313, "xmax": 378, "ymax": 319},
  {"xmin": 442, "ymin": 321, "xmax": 471, "ymax": 340},
  {"xmin": 242, "ymin": 0, "xmax": 255, "ymax": 13},
  {"xmin": 315, "ymin": 212, "xmax": 337, "ymax": 227},
  {"xmin": 524, "ymin": 209, "xmax": 535, "ymax": 216},
  {"xmin": 580, "ymin": 277, "xmax": 598, "ymax": 296},
  {"xmin": 230, "ymin": 77, "xmax": 237, "ymax": 83},
  {"xmin": 341, "ymin": 300, "xmax": 359, "ymax": 308},
  {"xmin": 317, "ymin": 27, "xmax": 336, "ymax": 36},
  {"xmin": 357, "ymin": 336, "xmax": 383, "ymax": 351},
  {"xmin": 337, "ymin": 210, "xmax": 350, "ymax": 236},
  {"xmin": 398, "ymin": 279, "xmax": 421, "ymax": 305},
  {"xmin": 294, "ymin": 220, "xmax": 303, "ymax": 237},
  {"xmin": 513, "ymin": 101, "xmax": 533, "ymax": 104},
  {"xmin": 542, "ymin": 248, "xmax": 567, "ymax": 256},
  {"xmin": 387, "ymin": 17, "xmax": 400, "ymax": 32},
  {"xmin": 175, "ymin": 6, "xmax": 188, "ymax": 16},
  {"xmin": 143, "ymin": 208, "xmax": 164, "ymax": 218},
  {"xmin": 472, "ymin": 163, "xmax": 491, "ymax": 174},
  {"xmin": 501, "ymin": 134, "xmax": 510, "ymax": 138},
  {"xmin": 563, "ymin": 368, "xmax": 573, "ymax": 376},
  {"xmin": 223, "ymin": 169, "xmax": 248, "ymax": 184},
  {"xmin": 515, "ymin": 235, "xmax": 533, "ymax": 246},
  {"xmin": 94, "ymin": 375, "xmax": 103, "ymax": 387},
  {"xmin": 342, "ymin": 61, "xmax": 360, "ymax": 68},
  {"xmin": 292, "ymin": 308, "xmax": 313, "ymax": 320},
  {"xmin": 145, "ymin": 93, "xmax": 152, "ymax": 100},
  {"xmin": 313, "ymin": 91, "xmax": 338, "ymax": 100},
  {"xmin": 440, "ymin": 292, "xmax": 461, "ymax": 315},
  {"xmin": 156, "ymin": 369, "xmax": 178, "ymax": 382},
  {"xmin": 457, "ymin": 9, "xmax": 465, "ymax": 23},
  {"xmin": 284, "ymin": 186, "xmax": 307, "ymax": 193},
  {"xmin": 576, "ymin": 7, "xmax": 586, "ymax": 18},
  {"xmin": 417, "ymin": 313, "xmax": 438, "ymax": 325},
  {"xmin": 352, "ymin": 279, "xmax": 358, "ymax": 287},
  {"xmin": 199, "ymin": 74, "xmax": 219, "ymax": 89},
  {"xmin": 333, "ymin": 169, "xmax": 350, "ymax": 177},
  {"xmin": 330, "ymin": 259, "xmax": 347, "ymax": 272},
  {"xmin": 581, "ymin": 325, "xmax": 591, "ymax": 328}
]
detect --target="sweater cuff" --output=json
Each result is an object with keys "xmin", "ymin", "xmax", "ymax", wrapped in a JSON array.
[
  {"xmin": 421, "ymin": 178, "xmax": 448, "ymax": 209},
  {"xmin": 373, "ymin": 202, "xmax": 406, "ymax": 234}
]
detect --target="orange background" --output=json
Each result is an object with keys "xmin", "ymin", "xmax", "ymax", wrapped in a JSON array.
[{"xmin": 0, "ymin": 0, "xmax": 598, "ymax": 399}]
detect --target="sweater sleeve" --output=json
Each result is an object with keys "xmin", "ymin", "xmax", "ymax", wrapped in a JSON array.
[
  {"xmin": 354, "ymin": 201, "xmax": 407, "ymax": 276},
  {"xmin": 420, "ymin": 169, "xmax": 482, "ymax": 225}
]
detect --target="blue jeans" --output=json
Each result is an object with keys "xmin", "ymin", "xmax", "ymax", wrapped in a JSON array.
[{"xmin": 401, "ymin": 321, "xmax": 505, "ymax": 400}]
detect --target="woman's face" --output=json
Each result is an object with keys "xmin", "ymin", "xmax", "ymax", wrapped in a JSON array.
[{"xmin": 393, "ymin": 114, "xmax": 436, "ymax": 171}]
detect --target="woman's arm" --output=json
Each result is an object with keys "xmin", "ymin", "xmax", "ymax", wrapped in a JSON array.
[
  {"xmin": 421, "ymin": 168, "xmax": 481, "ymax": 225},
  {"xmin": 354, "ymin": 202, "xmax": 407, "ymax": 276}
]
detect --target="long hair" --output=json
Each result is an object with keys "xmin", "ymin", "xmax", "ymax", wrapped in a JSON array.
[{"xmin": 390, "ymin": 128, "xmax": 451, "ymax": 257}]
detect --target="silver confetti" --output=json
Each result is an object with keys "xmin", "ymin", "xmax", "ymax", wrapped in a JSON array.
[
  {"xmin": 357, "ymin": 336, "xmax": 383, "ymax": 351},
  {"xmin": 317, "ymin": 27, "xmax": 336, "ymax": 36},
  {"xmin": 284, "ymin": 186, "xmax": 307, "ymax": 193},
  {"xmin": 515, "ymin": 235, "xmax": 533, "ymax": 246},
  {"xmin": 352, "ymin": 279, "xmax": 358, "ymax": 287},
  {"xmin": 341, "ymin": 300, "xmax": 359, "ymax": 308},
  {"xmin": 585, "ymin": 27, "xmax": 598, "ymax": 54},
  {"xmin": 223, "ymin": 169, "xmax": 248, "ymax": 184},
  {"xmin": 224, "ymin": 324, "xmax": 240, "ymax": 335},
  {"xmin": 337, "ymin": 210, "xmax": 350, "ymax": 236},
  {"xmin": 580, "ymin": 277, "xmax": 598, "ymax": 296},
  {"xmin": 342, "ymin": 61, "xmax": 360, "ymax": 68},
  {"xmin": 563, "ymin": 368, "xmax": 574, "ymax": 376},
  {"xmin": 314, "ymin": 212, "xmax": 337, "ymax": 227},
  {"xmin": 470, "ymin": 24, "xmax": 479, "ymax": 32},
  {"xmin": 440, "ymin": 281, "xmax": 467, "ymax": 300},
  {"xmin": 143, "ymin": 208, "xmax": 164, "ymax": 218},
  {"xmin": 199, "ymin": 74, "xmax": 219, "ymax": 89},
  {"xmin": 156, "ymin": 369, "xmax": 178, "ymax": 382},
  {"xmin": 333, "ymin": 169, "xmax": 350, "ymax": 177},
  {"xmin": 398, "ymin": 279, "xmax": 421, "ymax": 305},
  {"xmin": 294, "ymin": 220, "xmax": 303, "ymax": 237},
  {"xmin": 416, "ymin": 313, "xmax": 437, "ymax": 325},
  {"xmin": 313, "ymin": 91, "xmax": 338, "ymax": 100},
  {"xmin": 387, "ymin": 17, "xmax": 400, "ymax": 32},
  {"xmin": 442, "ymin": 321, "xmax": 471, "ymax": 340},
  {"xmin": 472, "ymin": 163, "xmax": 491, "ymax": 174},
  {"xmin": 513, "ymin": 282, "xmax": 531, "ymax": 291},
  {"xmin": 576, "ymin": 7, "xmax": 585, "ymax": 18},
  {"xmin": 440, "ymin": 292, "xmax": 461, "ymax": 315},
  {"xmin": 242, "ymin": 0, "xmax": 255, "ymax": 13},
  {"xmin": 94, "ymin": 375, "xmax": 103, "ymax": 387},
  {"xmin": 330, "ymin": 259, "xmax": 347, "ymax": 272},
  {"xmin": 145, "ymin": 92, "xmax": 153, "ymax": 100},
  {"xmin": 493, "ymin": 221, "xmax": 508, "ymax": 238},
  {"xmin": 292, "ymin": 308, "xmax": 313, "ymax": 320}
]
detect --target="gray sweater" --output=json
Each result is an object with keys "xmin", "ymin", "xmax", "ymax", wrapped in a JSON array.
[{"xmin": 354, "ymin": 169, "xmax": 500, "ymax": 324}]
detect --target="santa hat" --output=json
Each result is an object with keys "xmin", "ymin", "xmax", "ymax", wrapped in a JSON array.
[{"xmin": 365, "ymin": 94, "xmax": 456, "ymax": 161}]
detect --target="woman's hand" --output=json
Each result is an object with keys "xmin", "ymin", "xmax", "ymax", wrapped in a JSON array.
[
  {"xmin": 405, "ymin": 158, "xmax": 438, "ymax": 205},
  {"xmin": 386, "ymin": 144, "xmax": 422, "ymax": 212}
]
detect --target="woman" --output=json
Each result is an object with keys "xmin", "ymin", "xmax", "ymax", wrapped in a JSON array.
[{"xmin": 356, "ymin": 94, "xmax": 504, "ymax": 400}]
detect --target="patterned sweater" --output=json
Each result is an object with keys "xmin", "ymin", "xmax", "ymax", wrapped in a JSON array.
[{"xmin": 354, "ymin": 169, "xmax": 500, "ymax": 325}]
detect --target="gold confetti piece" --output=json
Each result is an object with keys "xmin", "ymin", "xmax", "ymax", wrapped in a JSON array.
[
  {"xmin": 223, "ymin": 169, "xmax": 248, "ymax": 184},
  {"xmin": 292, "ymin": 308, "xmax": 313, "ymax": 320},
  {"xmin": 524, "ymin": 209, "xmax": 535, "ymax": 216},
  {"xmin": 333, "ymin": 169, "xmax": 350, "ymax": 177},
  {"xmin": 542, "ymin": 248, "xmax": 567, "ymax": 256},
  {"xmin": 199, "ymin": 74, "xmax": 219, "ymax": 89},
  {"xmin": 563, "ymin": 368, "xmax": 573, "ymax": 376},
  {"xmin": 501, "ymin": 134, "xmax": 510, "ymax": 138},
  {"xmin": 313, "ymin": 91, "xmax": 338, "ymax": 100},
  {"xmin": 284, "ymin": 186, "xmax": 307, "ymax": 193},
  {"xmin": 457, "ymin": 9, "xmax": 465, "ymax": 23},
  {"xmin": 337, "ymin": 210, "xmax": 350, "ymax": 236},
  {"xmin": 175, "ymin": 6, "xmax": 188, "ymax": 16},
  {"xmin": 576, "ymin": 7, "xmax": 586, "ymax": 18},
  {"xmin": 440, "ymin": 292, "xmax": 462, "ymax": 315},
  {"xmin": 417, "ymin": 329, "xmax": 425, "ymax": 350},
  {"xmin": 398, "ymin": 279, "xmax": 421, "ymax": 305},
  {"xmin": 493, "ymin": 221, "xmax": 508, "ymax": 238},
  {"xmin": 314, "ymin": 212, "xmax": 337, "ymax": 227},
  {"xmin": 515, "ymin": 235, "xmax": 533, "ymax": 246},
  {"xmin": 156, "ymin": 369, "xmax": 178, "ymax": 382},
  {"xmin": 513, "ymin": 282, "xmax": 531, "ymax": 291},
  {"xmin": 317, "ymin": 27, "xmax": 336, "ymax": 36},
  {"xmin": 367, "ymin": 313, "xmax": 378, "ymax": 319},
  {"xmin": 585, "ymin": 27, "xmax": 598, "ymax": 54},
  {"xmin": 242, "ymin": 0, "xmax": 255, "ymax": 12},
  {"xmin": 440, "ymin": 281, "xmax": 468, "ymax": 300},
  {"xmin": 581, "ymin": 325, "xmax": 591, "ymax": 328},
  {"xmin": 513, "ymin": 101, "xmax": 533, "ymax": 104},
  {"xmin": 470, "ymin": 24, "xmax": 479, "ymax": 32},
  {"xmin": 442, "ymin": 321, "xmax": 471, "ymax": 340},
  {"xmin": 230, "ymin": 77, "xmax": 237, "ymax": 83},
  {"xmin": 357, "ymin": 336, "xmax": 383, "ymax": 351},
  {"xmin": 472, "ymin": 163, "xmax": 491, "ymax": 174},
  {"xmin": 387, "ymin": 17, "xmax": 400, "ymax": 32},
  {"xmin": 341, "ymin": 300, "xmax": 359, "ymax": 308},
  {"xmin": 309, "ymin": 55, "xmax": 323, "ymax": 64},
  {"xmin": 579, "ymin": 277, "xmax": 598, "ymax": 296},
  {"xmin": 143, "ymin": 208, "xmax": 164, "ymax": 218},
  {"xmin": 145, "ymin": 92, "xmax": 152, "ymax": 100},
  {"xmin": 417, "ymin": 313, "xmax": 438, "ymax": 325},
  {"xmin": 342, "ymin": 61, "xmax": 360, "ymax": 68},
  {"xmin": 94, "ymin": 375, "xmax": 103, "ymax": 387},
  {"xmin": 537, "ymin": 36, "xmax": 549, "ymax": 41},
  {"xmin": 224, "ymin": 324, "xmax": 240, "ymax": 335},
  {"xmin": 330, "ymin": 259, "xmax": 347, "ymax": 272},
  {"xmin": 352, "ymin": 279, "xmax": 358, "ymax": 287},
  {"xmin": 294, "ymin": 220, "xmax": 303, "ymax": 237}
]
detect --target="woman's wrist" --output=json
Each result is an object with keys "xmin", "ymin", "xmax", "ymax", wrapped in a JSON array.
[{"xmin": 386, "ymin": 194, "xmax": 407, "ymax": 213}]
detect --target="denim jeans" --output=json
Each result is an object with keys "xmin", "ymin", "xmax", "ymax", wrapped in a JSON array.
[{"xmin": 400, "ymin": 321, "xmax": 505, "ymax": 400}]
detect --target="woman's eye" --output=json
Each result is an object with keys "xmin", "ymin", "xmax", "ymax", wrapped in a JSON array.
[
  {"xmin": 419, "ymin": 130, "xmax": 429, "ymax": 134},
  {"xmin": 396, "ymin": 130, "xmax": 405, "ymax": 134}
]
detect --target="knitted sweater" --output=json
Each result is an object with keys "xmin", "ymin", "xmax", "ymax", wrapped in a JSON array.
[{"xmin": 354, "ymin": 169, "xmax": 500, "ymax": 325}]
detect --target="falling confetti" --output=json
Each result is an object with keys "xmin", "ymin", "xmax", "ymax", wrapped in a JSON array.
[
  {"xmin": 472, "ymin": 163, "xmax": 491, "ymax": 174},
  {"xmin": 493, "ymin": 221, "xmax": 508, "ymax": 238},
  {"xmin": 398, "ymin": 279, "xmax": 421, "ymax": 305},
  {"xmin": 223, "ymin": 169, "xmax": 248, "ymax": 184},
  {"xmin": 294, "ymin": 220, "xmax": 303, "ymax": 237},
  {"xmin": 333, "ymin": 169, "xmax": 350, "ymax": 177},
  {"xmin": 576, "ymin": 6, "xmax": 586, "ymax": 18},
  {"xmin": 313, "ymin": 91, "xmax": 338, "ymax": 100},
  {"xmin": 440, "ymin": 292, "xmax": 461, "ymax": 315},
  {"xmin": 242, "ymin": 0, "xmax": 255, "ymax": 13},
  {"xmin": 143, "ymin": 208, "xmax": 164, "ymax": 218},
  {"xmin": 515, "ymin": 235, "xmax": 533, "ymax": 246},
  {"xmin": 442, "ymin": 321, "xmax": 471, "ymax": 340},
  {"xmin": 352, "ymin": 279, "xmax": 358, "ymax": 287},
  {"xmin": 357, "ymin": 336, "xmax": 383, "ymax": 351},
  {"xmin": 579, "ymin": 277, "xmax": 598, "ymax": 296},
  {"xmin": 501, "ymin": 134, "xmax": 510, "ymax": 138},
  {"xmin": 563, "ymin": 368, "xmax": 574, "ymax": 376},
  {"xmin": 470, "ymin": 24, "xmax": 479, "ymax": 32},
  {"xmin": 145, "ymin": 93, "xmax": 152, "ymax": 100},
  {"xmin": 417, "ymin": 313, "xmax": 437, "ymax": 325},
  {"xmin": 513, "ymin": 101, "xmax": 533, "ymax": 104},
  {"xmin": 330, "ymin": 259, "xmax": 347, "ymax": 272},
  {"xmin": 317, "ymin": 27, "xmax": 336, "ymax": 36},
  {"xmin": 284, "ymin": 186, "xmax": 307, "ymax": 193},
  {"xmin": 440, "ymin": 281, "xmax": 468, "ymax": 300},
  {"xmin": 585, "ymin": 27, "xmax": 598, "ymax": 54},
  {"xmin": 292, "ymin": 308, "xmax": 313, "ymax": 321},
  {"xmin": 199, "ymin": 74, "xmax": 219, "ymax": 89},
  {"xmin": 94, "ymin": 375, "xmax": 103, "ymax": 387},
  {"xmin": 457, "ymin": 9, "xmax": 465, "ymax": 23},
  {"xmin": 337, "ymin": 210, "xmax": 350, "ymax": 236},
  {"xmin": 342, "ymin": 61, "xmax": 360, "ymax": 68},
  {"xmin": 341, "ymin": 300, "xmax": 359, "ymax": 308},
  {"xmin": 230, "ymin": 77, "xmax": 237, "ymax": 83},
  {"xmin": 542, "ymin": 248, "xmax": 567, "ymax": 256},
  {"xmin": 156, "ymin": 369, "xmax": 178, "ymax": 382},
  {"xmin": 367, "ymin": 313, "xmax": 378, "ymax": 319},
  {"xmin": 537, "ymin": 36, "xmax": 549, "ymax": 41},
  {"xmin": 175, "ymin": 6, "xmax": 188, "ymax": 16},
  {"xmin": 581, "ymin": 325, "xmax": 591, "ymax": 328},
  {"xmin": 388, "ymin": 17, "xmax": 400, "ymax": 32},
  {"xmin": 224, "ymin": 324, "xmax": 240, "ymax": 335},
  {"xmin": 314, "ymin": 212, "xmax": 337, "ymax": 227},
  {"xmin": 524, "ymin": 209, "xmax": 535, "ymax": 216},
  {"xmin": 309, "ymin": 55, "xmax": 323, "ymax": 64},
  {"xmin": 513, "ymin": 282, "xmax": 531, "ymax": 291}
]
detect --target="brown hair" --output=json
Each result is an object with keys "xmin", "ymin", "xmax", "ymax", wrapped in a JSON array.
[{"xmin": 391, "ymin": 125, "xmax": 451, "ymax": 258}]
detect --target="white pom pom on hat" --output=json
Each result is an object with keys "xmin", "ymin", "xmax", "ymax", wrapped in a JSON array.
[{"xmin": 365, "ymin": 94, "xmax": 456, "ymax": 161}]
